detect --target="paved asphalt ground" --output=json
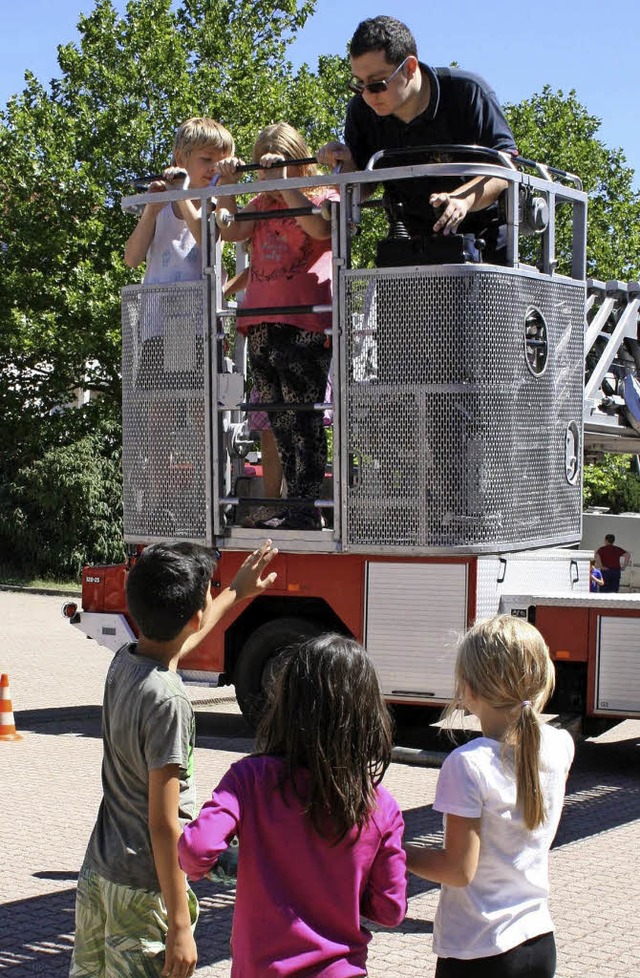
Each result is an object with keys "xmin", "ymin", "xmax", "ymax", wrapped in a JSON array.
[{"xmin": 1, "ymin": 590, "xmax": 639, "ymax": 977}]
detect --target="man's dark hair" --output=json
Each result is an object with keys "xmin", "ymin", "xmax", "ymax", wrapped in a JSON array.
[
  {"xmin": 605, "ymin": 534, "xmax": 616, "ymax": 544},
  {"xmin": 349, "ymin": 16, "xmax": 418, "ymax": 64},
  {"xmin": 125, "ymin": 542, "xmax": 215, "ymax": 642}
]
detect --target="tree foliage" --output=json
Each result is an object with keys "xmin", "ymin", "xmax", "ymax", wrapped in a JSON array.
[
  {"xmin": 0, "ymin": 0, "xmax": 346, "ymax": 455},
  {"xmin": 583, "ymin": 453, "xmax": 640, "ymax": 514},
  {"xmin": 2, "ymin": 8, "xmax": 640, "ymax": 575},
  {"xmin": 505, "ymin": 87, "xmax": 640, "ymax": 281},
  {"xmin": 0, "ymin": 420, "xmax": 126, "ymax": 579},
  {"xmin": 0, "ymin": 0, "xmax": 349, "ymax": 574}
]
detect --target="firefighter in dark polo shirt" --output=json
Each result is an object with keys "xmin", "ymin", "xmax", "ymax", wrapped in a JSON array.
[{"xmin": 317, "ymin": 15, "xmax": 517, "ymax": 259}]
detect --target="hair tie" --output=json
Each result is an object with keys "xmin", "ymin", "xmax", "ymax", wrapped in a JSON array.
[{"xmin": 521, "ymin": 700, "xmax": 532, "ymax": 708}]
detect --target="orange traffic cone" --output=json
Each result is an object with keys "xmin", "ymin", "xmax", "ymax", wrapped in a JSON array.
[{"xmin": 0, "ymin": 674, "xmax": 23, "ymax": 741}]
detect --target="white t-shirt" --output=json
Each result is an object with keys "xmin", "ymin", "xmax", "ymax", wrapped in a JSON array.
[
  {"xmin": 432, "ymin": 723, "xmax": 574, "ymax": 960},
  {"xmin": 143, "ymin": 203, "xmax": 201, "ymax": 286},
  {"xmin": 138, "ymin": 203, "xmax": 203, "ymax": 347}
]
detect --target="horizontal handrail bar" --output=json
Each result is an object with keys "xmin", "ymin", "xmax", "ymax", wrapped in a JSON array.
[
  {"xmin": 235, "ymin": 156, "xmax": 317, "ymax": 172},
  {"xmin": 222, "ymin": 496, "xmax": 334, "ymax": 509},
  {"xmin": 219, "ymin": 401, "xmax": 333, "ymax": 413},
  {"xmin": 366, "ymin": 144, "xmax": 518, "ymax": 171},
  {"xmin": 235, "ymin": 304, "xmax": 331, "ymax": 317}
]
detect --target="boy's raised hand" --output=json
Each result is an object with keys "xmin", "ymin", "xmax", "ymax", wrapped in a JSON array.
[
  {"xmin": 230, "ymin": 540, "xmax": 278, "ymax": 600},
  {"xmin": 182, "ymin": 542, "xmax": 278, "ymax": 655}
]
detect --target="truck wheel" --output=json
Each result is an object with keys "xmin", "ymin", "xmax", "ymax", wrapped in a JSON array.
[{"xmin": 234, "ymin": 617, "xmax": 326, "ymax": 728}]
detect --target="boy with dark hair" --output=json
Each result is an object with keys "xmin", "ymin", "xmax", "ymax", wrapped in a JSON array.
[
  {"xmin": 317, "ymin": 16, "xmax": 517, "ymax": 255},
  {"xmin": 70, "ymin": 540, "xmax": 277, "ymax": 978}
]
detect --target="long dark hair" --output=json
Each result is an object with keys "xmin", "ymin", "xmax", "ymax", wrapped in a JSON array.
[{"xmin": 255, "ymin": 633, "xmax": 393, "ymax": 841}]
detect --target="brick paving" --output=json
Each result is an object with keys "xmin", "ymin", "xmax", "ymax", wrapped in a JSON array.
[{"xmin": 1, "ymin": 590, "xmax": 639, "ymax": 977}]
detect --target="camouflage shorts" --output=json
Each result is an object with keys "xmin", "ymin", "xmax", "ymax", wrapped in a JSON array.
[{"xmin": 69, "ymin": 865, "xmax": 199, "ymax": 977}]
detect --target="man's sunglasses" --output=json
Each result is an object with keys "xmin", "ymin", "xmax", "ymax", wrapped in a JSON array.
[{"xmin": 348, "ymin": 57, "xmax": 409, "ymax": 96}]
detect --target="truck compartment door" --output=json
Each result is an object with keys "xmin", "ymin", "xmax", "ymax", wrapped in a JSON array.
[
  {"xmin": 593, "ymin": 613, "xmax": 640, "ymax": 716},
  {"xmin": 364, "ymin": 561, "xmax": 468, "ymax": 701}
]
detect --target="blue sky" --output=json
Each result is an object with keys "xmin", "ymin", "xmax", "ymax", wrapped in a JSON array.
[{"xmin": 2, "ymin": 0, "xmax": 638, "ymax": 187}]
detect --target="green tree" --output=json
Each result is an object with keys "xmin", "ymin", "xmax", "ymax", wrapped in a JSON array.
[
  {"xmin": 0, "ymin": 0, "xmax": 347, "ymax": 575},
  {"xmin": 0, "ymin": 0, "xmax": 346, "ymax": 447},
  {"xmin": 505, "ymin": 86, "xmax": 640, "ymax": 281},
  {"xmin": 0, "ymin": 421, "xmax": 125, "ymax": 579},
  {"xmin": 583, "ymin": 454, "xmax": 640, "ymax": 514}
]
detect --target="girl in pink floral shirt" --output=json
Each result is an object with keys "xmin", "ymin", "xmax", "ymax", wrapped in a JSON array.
[{"xmin": 214, "ymin": 123, "xmax": 337, "ymax": 530}]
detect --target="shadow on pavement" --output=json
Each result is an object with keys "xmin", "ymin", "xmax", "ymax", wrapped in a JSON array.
[
  {"xmin": 554, "ymin": 736, "xmax": 640, "ymax": 846},
  {"xmin": 0, "ymin": 882, "xmax": 236, "ymax": 976},
  {"xmin": 369, "ymin": 913, "xmax": 434, "ymax": 935},
  {"xmin": 189, "ymin": 880, "xmax": 236, "ymax": 967},
  {"xmin": 33, "ymin": 870, "xmax": 79, "ymax": 881},
  {"xmin": 6, "ymin": 732, "xmax": 636, "ymax": 973},
  {"xmin": 0, "ymin": 876, "xmax": 426, "ymax": 975},
  {"xmin": 15, "ymin": 707, "xmax": 102, "ymax": 738},
  {"xmin": 13, "ymin": 706, "xmax": 254, "ymax": 748},
  {"xmin": 195, "ymin": 710, "xmax": 254, "ymax": 742},
  {"xmin": 0, "ymin": 888, "xmax": 76, "ymax": 976},
  {"xmin": 402, "ymin": 730, "xmax": 640, "ymax": 901}
]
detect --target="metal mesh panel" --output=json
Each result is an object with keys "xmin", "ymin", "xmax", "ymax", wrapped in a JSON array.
[
  {"xmin": 121, "ymin": 282, "xmax": 209, "ymax": 542},
  {"xmin": 343, "ymin": 267, "xmax": 585, "ymax": 552}
]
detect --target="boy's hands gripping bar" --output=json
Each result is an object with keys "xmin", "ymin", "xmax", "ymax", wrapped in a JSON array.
[{"xmin": 130, "ymin": 167, "xmax": 188, "ymax": 192}]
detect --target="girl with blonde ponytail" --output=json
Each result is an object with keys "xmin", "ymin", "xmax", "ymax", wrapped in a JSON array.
[{"xmin": 405, "ymin": 615, "xmax": 574, "ymax": 978}]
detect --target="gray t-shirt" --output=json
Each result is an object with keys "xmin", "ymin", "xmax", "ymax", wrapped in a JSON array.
[{"xmin": 84, "ymin": 643, "xmax": 196, "ymax": 891}]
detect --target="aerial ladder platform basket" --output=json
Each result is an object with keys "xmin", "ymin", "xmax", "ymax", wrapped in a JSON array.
[{"xmin": 119, "ymin": 148, "xmax": 588, "ymax": 555}]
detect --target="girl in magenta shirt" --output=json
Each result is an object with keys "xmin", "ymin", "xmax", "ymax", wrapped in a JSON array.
[
  {"xmin": 214, "ymin": 123, "xmax": 337, "ymax": 531},
  {"xmin": 178, "ymin": 634, "xmax": 407, "ymax": 977}
]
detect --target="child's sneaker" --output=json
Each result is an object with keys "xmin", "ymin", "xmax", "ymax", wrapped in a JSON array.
[
  {"xmin": 240, "ymin": 505, "xmax": 281, "ymax": 528},
  {"xmin": 254, "ymin": 509, "xmax": 291, "ymax": 529}
]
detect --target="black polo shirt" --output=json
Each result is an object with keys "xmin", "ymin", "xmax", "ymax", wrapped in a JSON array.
[{"xmin": 344, "ymin": 63, "xmax": 517, "ymax": 238}]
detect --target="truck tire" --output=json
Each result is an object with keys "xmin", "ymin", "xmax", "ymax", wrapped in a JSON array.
[{"xmin": 234, "ymin": 616, "xmax": 326, "ymax": 728}]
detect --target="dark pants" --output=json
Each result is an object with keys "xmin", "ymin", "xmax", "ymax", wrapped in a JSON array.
[
  {"xmin": 435, "ymin": 931, "xmax": 556, "ymax": 978},
  {"xmin": 248, "ymin": 323, "xmax": 331, "ymax": 502},
  {"xmin": 601, "ymin": 568, "xmax": 621, "ymax": 593}
]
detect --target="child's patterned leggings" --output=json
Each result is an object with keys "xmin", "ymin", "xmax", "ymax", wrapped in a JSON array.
[{"xmin": 248, "ymin": 323, "xmax": 331, "ymax": 502}]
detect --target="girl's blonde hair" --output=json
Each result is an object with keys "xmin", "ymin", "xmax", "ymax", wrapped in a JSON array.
[
  {"xmin": 252, "ymin": 122, "xmax": 318, "ymax": 180},
  {"xmin": 446, "ymin": 615, "xmax": 556, "ymax": 831}
]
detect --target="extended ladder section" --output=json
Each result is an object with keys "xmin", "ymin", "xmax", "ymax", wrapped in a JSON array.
[
  {"xmin": 119, "ymin": 153, "xmax": 630, "ymax": 554},
  {"xmin": 584, "ymin": 279, "xmax": 640, "ymax": 457}
]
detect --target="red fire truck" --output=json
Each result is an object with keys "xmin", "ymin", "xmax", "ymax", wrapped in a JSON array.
[{"xmin": 64, "ymin": 152, "xmax": 640, "ymax": 734}]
